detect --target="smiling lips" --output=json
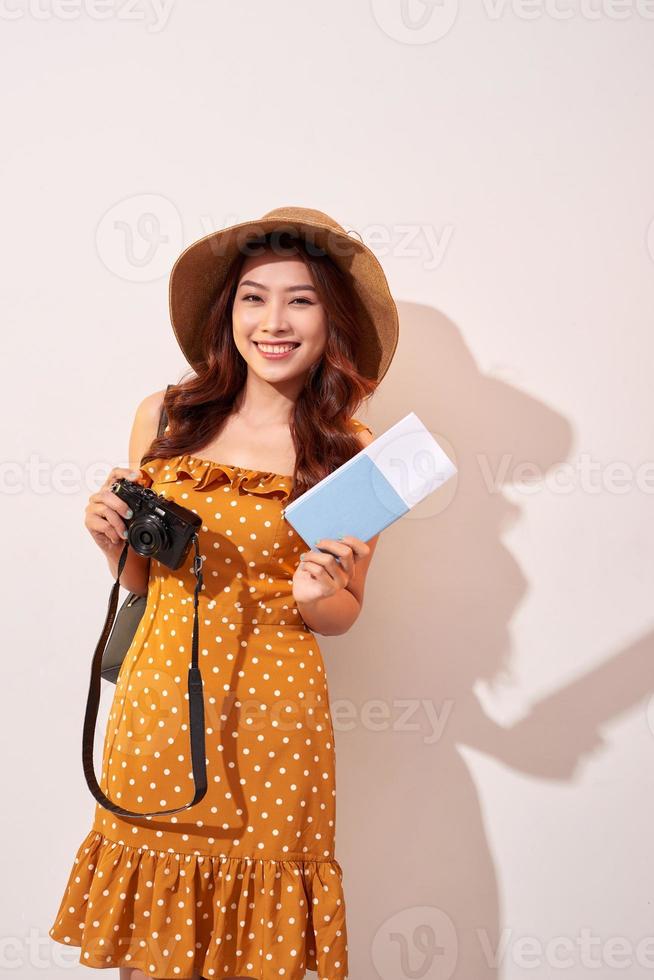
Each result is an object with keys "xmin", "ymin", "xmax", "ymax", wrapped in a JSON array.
[{"xmin": 253, "ymin": 341, "xmax": 301, "ymax": 359}]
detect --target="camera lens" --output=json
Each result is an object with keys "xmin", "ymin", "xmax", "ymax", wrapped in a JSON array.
[{"xmin": 128, "ymin": 513, "xmax": 169, "ymax": 557}]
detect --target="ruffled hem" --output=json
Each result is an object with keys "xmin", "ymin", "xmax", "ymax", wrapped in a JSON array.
[{"xmin": 49, "ymin": 829, "xmax": 348, "ymax": 979}]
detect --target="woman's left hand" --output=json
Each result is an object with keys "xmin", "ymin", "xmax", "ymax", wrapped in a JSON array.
[{"xmin": 292, "ymin": 535, "xmax": 370, "ymax": 606}]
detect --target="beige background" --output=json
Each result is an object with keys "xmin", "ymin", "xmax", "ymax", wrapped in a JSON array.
[{"xmin": 2, "ymin": 2, "xmax": 653, "ymax": 978}]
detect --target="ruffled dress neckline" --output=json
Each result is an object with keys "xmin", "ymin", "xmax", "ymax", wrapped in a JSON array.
[
  {"xmin": 140, "ymin": 452, "xmax": 294, "ymax": 502},
  {"xmin": 140, "ymin": 418, "xmax": 372, "ymax": 504},
  {"xmin": 181, "ymin": 451, "xmax": 293, "ymax": 480}
]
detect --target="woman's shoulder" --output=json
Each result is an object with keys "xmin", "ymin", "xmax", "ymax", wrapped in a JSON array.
[
  {"xmin": 130, "ymin": 389, "xmax": 168, "ymax": 472},
  {"xmin": 138, "ymin": 388, "xmax": 167, "ymax": 423}
]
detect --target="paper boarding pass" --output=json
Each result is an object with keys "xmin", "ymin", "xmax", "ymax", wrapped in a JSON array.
[{"xmin": 281, "ymin": 412, "xmax": 457, "ymax": 549}]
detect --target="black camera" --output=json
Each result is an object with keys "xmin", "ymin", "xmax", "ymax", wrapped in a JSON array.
[{"xmin": 111, "ymin": 478, "xmax": 202, "ymax": 570}]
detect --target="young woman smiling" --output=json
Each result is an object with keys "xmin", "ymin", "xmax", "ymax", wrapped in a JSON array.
[{"xmin": 50, "ymin": 207, "xmax": 399, "ymax": 980}]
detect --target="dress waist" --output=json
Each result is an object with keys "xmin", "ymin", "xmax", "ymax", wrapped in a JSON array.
[
  {"xmin": 203, "ymin": 601, "xmax": 312, "ymax": 629},
  {"xmin": 165, "ymin": 589, "xmax": 312, "ymax": 629},
  {"xmin": 151, "ymin": 571, "xmax": 311, "ymax": 630}
]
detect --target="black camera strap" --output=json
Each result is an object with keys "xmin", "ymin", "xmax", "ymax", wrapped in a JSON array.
[{"xmin": 81, "ymin": 532, "xmax": 208, "ymax": 819}]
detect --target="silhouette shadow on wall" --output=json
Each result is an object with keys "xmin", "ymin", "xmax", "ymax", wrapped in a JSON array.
[{"xmin": 325, "ymin": 301, "xmax": 653, "ymax": 979}]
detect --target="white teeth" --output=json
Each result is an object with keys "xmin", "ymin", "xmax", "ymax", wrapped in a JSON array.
[{"xmin": 256, "ymin": 343, "xmax": 299, "ymax": 354}]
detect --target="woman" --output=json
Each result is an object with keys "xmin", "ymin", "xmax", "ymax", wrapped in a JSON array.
[{"xmin": 49, "ymin": 207, "xmax": 399, "ymax": 980}]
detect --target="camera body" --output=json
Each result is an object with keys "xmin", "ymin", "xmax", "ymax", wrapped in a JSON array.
[{"xmin": 111, "ymin": 478, "xmax": 202, "ymax": 570}]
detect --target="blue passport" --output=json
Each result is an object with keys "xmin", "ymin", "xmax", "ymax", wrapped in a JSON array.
[{"xmin": 281, "ymin": 412, "xmax": 457, "ymax": 550}]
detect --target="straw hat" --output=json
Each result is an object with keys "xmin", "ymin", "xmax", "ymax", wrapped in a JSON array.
[{"xmin": 168, "ymin": 206, "xmax": 399, "ymax": 384}]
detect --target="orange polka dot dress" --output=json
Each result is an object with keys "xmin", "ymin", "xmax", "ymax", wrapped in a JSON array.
[{"xmin": 49, "ymin": 419, "xmax": 373, "ymax": 980}]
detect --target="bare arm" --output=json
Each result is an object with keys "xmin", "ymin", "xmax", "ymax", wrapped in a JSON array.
[
  {"xmin": 295, "ymin": 426, "xmax": 381, "ymax": 635},
  {"xmin": 104, "ymin": 389, "xmax": 167, "ymax": 595}
]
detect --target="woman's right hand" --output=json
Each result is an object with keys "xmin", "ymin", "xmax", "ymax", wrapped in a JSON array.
[{"xmin": 85, "ymin": 466, "xmax": 143, "ymax": 556}]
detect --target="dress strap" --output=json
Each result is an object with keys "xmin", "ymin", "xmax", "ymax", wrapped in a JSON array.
[
  {"xmin": 350, "ymin": 417, "xmax": 373, "ymax": 437},
  {"xmin": 157, "ymin": 383, "xmax": 173, "ymax": 438}
]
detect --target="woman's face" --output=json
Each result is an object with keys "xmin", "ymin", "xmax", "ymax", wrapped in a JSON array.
[{"xmin": 232, "ymin": 249, "xmax": 328, "ymax": 383}]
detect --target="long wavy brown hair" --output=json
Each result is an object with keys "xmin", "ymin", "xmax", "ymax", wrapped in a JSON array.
[{"xmin": 141, "ymin": 233, "xmax": 378, "ymax": 504}]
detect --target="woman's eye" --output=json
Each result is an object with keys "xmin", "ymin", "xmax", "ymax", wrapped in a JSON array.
[{"xmin": 243, "ymin": 294, "xmax": 313, "ymax": 305}]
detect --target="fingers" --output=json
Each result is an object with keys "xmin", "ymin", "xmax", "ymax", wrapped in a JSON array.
[
  {"xmin": 86, "ymin": 501, "xmax": 127, "ymax": 543},
  {"xmin": 86, "ymin": 467, "xmax": 143, "ymax": 553},
  {"xmin": 300, "ymin": 541, "xmax": 355, "ymax": 585},
  {"xmin": 86, "ymin": 476, "xmax": 138, "ymax": 546},
  {"xmin": 101, "ymin": 466, "xmax": 141, "ymax": 491},
  {"xmin": 86, "ymin": 511, "xmax": 123, "ymax": 546},
  {"xmin": 316, "ymin": 536, "xmax": 370, "ymax": 562},
  {"xmin": 90, "ymin": 487, "xmax": 133, "ymax": 521},
  {"xmin": 309, "ymin": 536, "xmax": 369, "ymax": 578},
  {"xmin": 297, "ymin": 558, "xmax": 347, "ymax": 589},
  {"xmin": 296, "ymin": 559, "xmax": 327, "ymax": 581}
]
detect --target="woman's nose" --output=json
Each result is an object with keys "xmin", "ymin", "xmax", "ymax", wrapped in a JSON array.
[{"xmin": 261, "ymin": 298, "xmax": 289, "ymax": 329}]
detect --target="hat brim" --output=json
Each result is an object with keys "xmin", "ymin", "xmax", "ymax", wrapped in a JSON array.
[{"xmin": 168, "ymin": 215, "xmax": 399, "ymax": 384}]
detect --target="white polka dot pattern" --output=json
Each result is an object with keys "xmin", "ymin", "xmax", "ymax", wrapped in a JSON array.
[{"xmin": 49, "ymin": 421, "xmax": 372, "ymax": 980}]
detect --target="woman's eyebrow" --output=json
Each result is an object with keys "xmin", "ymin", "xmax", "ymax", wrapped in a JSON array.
[{"xmin": 239, "ymin": 279, "xmax": 317, "ymax": 293}]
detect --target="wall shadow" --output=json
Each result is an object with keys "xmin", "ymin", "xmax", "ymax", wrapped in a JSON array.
[{"xmin": 325, "ymin": 300, "xmax": 654, "ymax": 979}]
